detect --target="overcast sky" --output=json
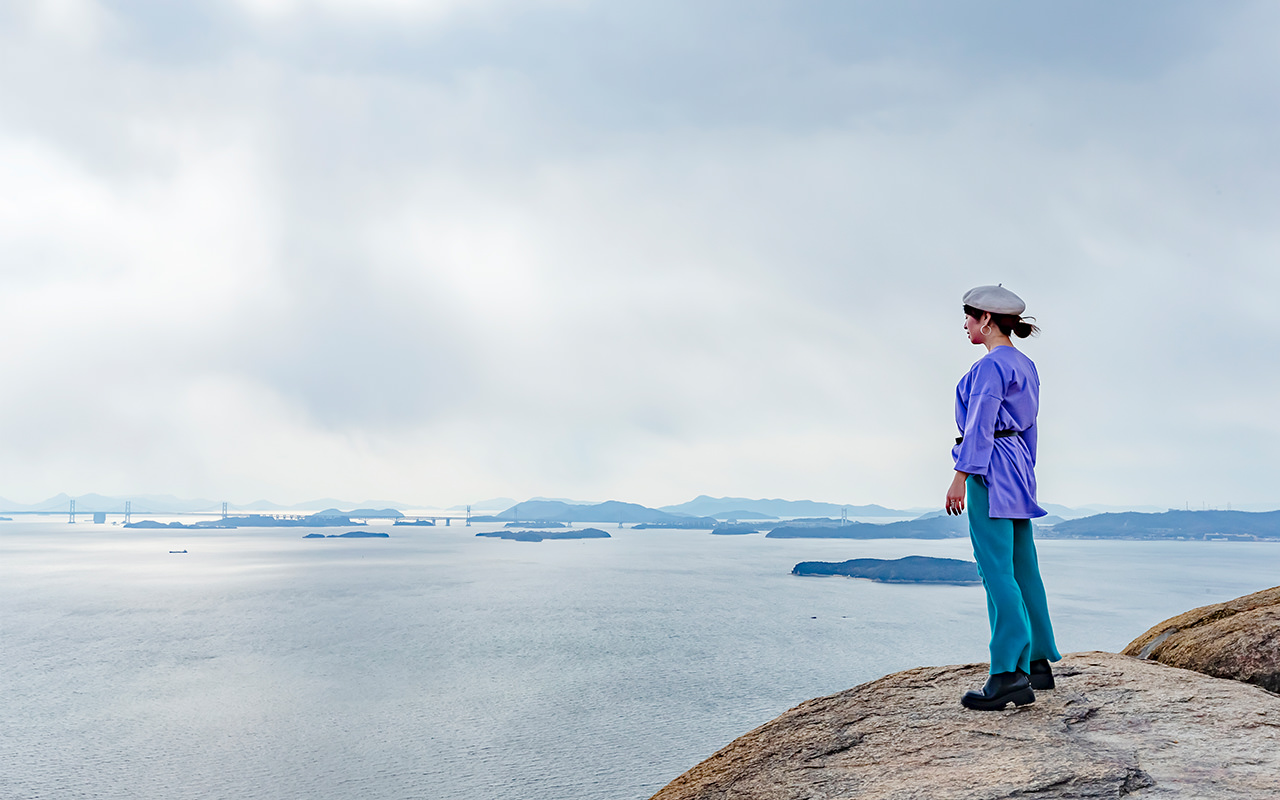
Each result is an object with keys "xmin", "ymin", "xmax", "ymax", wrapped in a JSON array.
[{"xmin": 1, "ymin": 0, "xmax": 1277, "ymax": 510}]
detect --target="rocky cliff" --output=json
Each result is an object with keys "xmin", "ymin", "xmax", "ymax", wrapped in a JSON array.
[
  {"xmin": 650, "ymin": 590, "xmax": 1280, "ymax": 800},
  {"xmin": 1122, "ymin": 585, "xmax": 1280, "ymax": 693}
]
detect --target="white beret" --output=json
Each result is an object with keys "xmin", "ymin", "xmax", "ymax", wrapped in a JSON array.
[{"xmin": 962, "ymin": 284, "xmax": 1026, "ymax": 316}]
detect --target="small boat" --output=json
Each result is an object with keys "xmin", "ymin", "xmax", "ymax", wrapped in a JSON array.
[{"xmin": 169, "ymin": 550, "xmax": 188, "ymax": 554}]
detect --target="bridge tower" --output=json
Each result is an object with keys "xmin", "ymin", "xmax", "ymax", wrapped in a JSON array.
[
  {"xmin": 124, "ymin": 500, "xmax": 131, "ymax": 525},
  {"xmin": 69, "ymin": 499, "xmax": 75, "ymax": 523},
  {"xmin": 466, "ymin": 504, "xmax": 471, "ymax": 527},
  {"xmin": 222, "ymin": 502, "xmax": 228, "ymax": 520}
]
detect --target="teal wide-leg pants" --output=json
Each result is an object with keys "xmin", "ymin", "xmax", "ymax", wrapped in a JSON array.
[{"xmin": 966, "ymin": 475, "xmax": 1061, "ymax": 675}]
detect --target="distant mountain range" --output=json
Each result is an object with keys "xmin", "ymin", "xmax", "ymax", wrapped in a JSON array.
[
  {"xmin": 446, "ymin": 496, "xmax": 596, "ymax": 512},
  {"xmin": 474, "ymin": 500, "xmax": 714, "ymax": 525},
  {"xmin": 3, "ymin": 491, "xmax": 1276, "ymax": 526},
  {"xmin": 447, "ymin": 497, "xmax": 517, "ymax": 512},
  {"xmin": 660, "ymin": 495, "xmax": 904, "ymax": 518}
]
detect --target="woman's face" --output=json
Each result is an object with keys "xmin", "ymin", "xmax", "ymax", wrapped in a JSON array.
[{"xmin": 964, "ymin": 312, "xmax": 988, "ymax": 345}]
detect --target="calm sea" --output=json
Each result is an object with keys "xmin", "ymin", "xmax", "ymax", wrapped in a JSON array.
[{"xmin": 2, "ymin": 519, "xmax": 1276, "ymax": 800}]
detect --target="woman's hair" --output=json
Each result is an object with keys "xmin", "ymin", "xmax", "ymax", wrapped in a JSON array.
[{"xmin": 963, "ymin": 304, "xmax": 1040, "ymax": 338}]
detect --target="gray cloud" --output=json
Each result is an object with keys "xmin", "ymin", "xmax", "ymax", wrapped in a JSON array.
[{"xmin": 0, "ymin": 1, "xmax": 1276, "ymax": 508}]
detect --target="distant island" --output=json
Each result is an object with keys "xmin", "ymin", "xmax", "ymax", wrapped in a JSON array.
[
  {"xmin": 710, "ymin": 522, "xmax": 770, "ymax": 535},
  {"xmin": 476, "ymin": 528, "xmax": 611, "ymax": 542},
  {"xmin": 661, "ymin": 495, "xmax": 902, "ymax": 518},
  {"xmin": 471, "ymin": 499, "xmax": 716, "ymax": 526},
  {"xmin": 303, "ymin": 531, "xmax": 390, "ymax": 539},
  {"xmin": 1041, "ymin": 509, "xmax": 1280, "ymax": 540},
  {"xmin": 706, "ymin": 510, "xmax": 780, "ymax": 521},
  {"xmin": 793, "ymin": 556, "xmax": 981, "ymax": 584},
  {"xmin": 316, "ymin": 507, "xmax": 402, "ymax": 519},
  {"xmin": 631, "ymin": 519, "xmax": 719, "ymax": 530},
  {"xmin": 766, "ymin": 509, "xmax": 1280, "ymax": 542},
  {"xmin": 691, "ymin": 509, "xmax": 778, "ymax": 522},
  {"xmin": 767, "ymin": 516, "xmax": 967, "ymax": 540},
  {"xmin": 19, "ymin": 490, "xmax": 1280, "ymax": 543}
]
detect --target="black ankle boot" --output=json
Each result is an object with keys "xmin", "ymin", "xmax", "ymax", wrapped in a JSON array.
[
  {"xmin": 1029, "ymin": 659, "xmax": 1054, "ymax": 690},
  {"xmin": 961, "ymin": 671, "xmax": 1035, "ymax": 710}
]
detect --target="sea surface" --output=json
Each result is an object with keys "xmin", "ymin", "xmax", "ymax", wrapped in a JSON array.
[{"xmin": 2, "ymin": 519, "xmax": 1277, "ymax": 800}]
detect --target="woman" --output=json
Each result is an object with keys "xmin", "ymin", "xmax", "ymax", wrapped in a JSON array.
[{"xmin": 945, "ymin": 284, "xmax": 1061, "ymax": 711}]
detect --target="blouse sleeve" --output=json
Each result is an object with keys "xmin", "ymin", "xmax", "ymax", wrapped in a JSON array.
[
  {"xmin": 953, "ymin": 359, "xmax": 1005, "ymax": 476},
  {"xmin": 954, "ymin": 392, "xmax": 1001, "ymax": 475}
]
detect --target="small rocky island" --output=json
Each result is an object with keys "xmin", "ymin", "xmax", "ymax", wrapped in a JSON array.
[
  {"xmin": 793, "ymin": 555, "xmax": 980, "ymax": 584},
  {"xmin": 710, "ymin": 522, "xmax": 768, "ymax": 535},
  {"xmin": 476, "ymin": 527, "xmax": 610, "ymax": 542}
]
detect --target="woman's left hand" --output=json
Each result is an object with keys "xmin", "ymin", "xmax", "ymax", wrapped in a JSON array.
[{"xmin": 946, "ymin": 471, "xmax": 968, "ymax": 515}]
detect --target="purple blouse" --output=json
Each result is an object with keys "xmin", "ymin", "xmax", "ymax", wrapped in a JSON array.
[{"xmin": 952, "ymin": 345, "xmax": 1047, "ymax": 519}]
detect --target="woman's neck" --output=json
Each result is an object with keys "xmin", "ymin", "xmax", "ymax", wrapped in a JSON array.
[{"xmin": 984, "ymin": 334, "xmax": 1014, "ymax": 352}]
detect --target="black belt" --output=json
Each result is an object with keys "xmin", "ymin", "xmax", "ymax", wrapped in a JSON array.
[{"xmin": 955, "ymin": 430, "xmax": 1019, "ymax": 445}]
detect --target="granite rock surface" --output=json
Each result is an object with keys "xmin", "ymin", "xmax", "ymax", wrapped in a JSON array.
[
  {"xmin": 1122, "ymin": 585, "xmax": 1280, "ymax": 693},
  {"xmin": 648, "ymin": 651, "xmax": 1280, "ymax": 800}
]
